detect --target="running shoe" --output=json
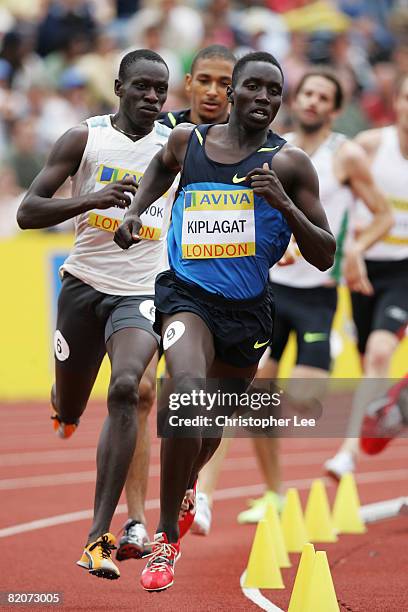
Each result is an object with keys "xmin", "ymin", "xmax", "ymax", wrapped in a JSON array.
[
  {"xmin": 324, "ymin": 451, "xmax": 355, "ymax": 480},
  {"xmin": 140, "ymin": 532, "xmax": 180, "ymax": 592},
  {"xmin": 237, "ymin": 490, "xmax": 284, "ymax": 524},
  {"xmin": 191, "ymin": 492, "xmax": 212, "ymax": 536},
  {"xmin": 178, "ymin": 479, "xmax": 197, "ymax": 538},
  {"xmin": 116, "ymin": 520, "xmax": 151, "ymax": 561},
  {"xmin": 50, "ymin": 406, "xmax": 79, "ymax": 439},
  {"xmin": 77, "ymin": 533, "xmax": 120, "ymax": 579},
  {"xmin": 360, "ymin": 377, "xmax": 408, "ymax": 455}
]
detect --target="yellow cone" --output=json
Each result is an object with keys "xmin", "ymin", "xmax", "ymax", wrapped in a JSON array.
[
  {"xmin": 305, "ymin": 479, "xmax": 337, "ymax": 542},
  {"xmin": 281, "ymin": 488, "xmax": 309, "ymax": 553},
  {"xmin": 304, "ymin": 551, "xmax": 340, "ymax": 612},
  {"xmin": 264, "ymin": 503, "xmax": 291, "ymax": 568},
  {"xmin": 243, "ymin": 519, "xmax": 285, "ymax": 589},
  {"xmin": 332, "ymin": 473, "xmax": 366, "ymax": 534},
  {"xmin": 288, "ymin": 543, "xmax": 315, "ymax": 612}
]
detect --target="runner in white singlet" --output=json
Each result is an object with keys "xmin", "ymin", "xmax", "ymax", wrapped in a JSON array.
[
  {"xmin": 17, "ymin": 50, "xmax": 178, "ymax": 580},
  {"xmin": 326, "ymin": 74, "xmax": 408, "ymax": 479}
]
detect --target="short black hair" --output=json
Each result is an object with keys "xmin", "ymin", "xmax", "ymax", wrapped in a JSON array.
[
  {"xmin": 190, "ymin": 45, "xmax": 236, "ymax": 74},
  {"xmin": 118, "ymin": 49, "xmax": 168, "ymax": 81},
  {"xmin": 294, "ymin": 67, "xmax": 344, "ymax": 110},
  {"xmin": 232, "ymin": 51, "xmax": 284, "ymax": 87}
]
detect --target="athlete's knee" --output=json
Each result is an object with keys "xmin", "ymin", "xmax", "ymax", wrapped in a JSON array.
[
  {"xmin": 364, "ymin": 332, "xmax": 397, "ymax": 374},
  {"xmin": 164, "ymin": 371, "xmax": 205, "ymax": 406},
  {"xmin": 108, "ymin": 371, "xmax": 140, "ymax": 416},
  {"xmin": 138, "ymin": 377, "xmax": 156, "ymax": 415}
]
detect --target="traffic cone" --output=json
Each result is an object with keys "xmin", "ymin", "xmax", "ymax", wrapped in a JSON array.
[
  {"xmin": 304, "ymin": 551, "xmax": 340, "ymax": 612},
  {"xmin": 281, "ymin": 488, "xmax": 309, "ymax": 553},
  {"xmin": 243, "ymin": 519, "xmax": 285, "ymax": 589},
  {"xmin": 332, "ymin": 473, "xmax": 366, "ymax": 534},
  {"xmin": 288, "ymin": 543, "xmax": 315, "ymax": 612},
  {"xmin": 305, "ymin": 479, "xmax": 337, "ymax": 542},
  {"xmin": 264, "ymin": 503, "xmax": 291, "ymax": 568}
]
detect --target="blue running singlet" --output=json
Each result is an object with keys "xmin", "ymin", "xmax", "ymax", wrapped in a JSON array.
[{"xmin": 167, "ymin": 124, "xmax": 291, "ymax": 299}]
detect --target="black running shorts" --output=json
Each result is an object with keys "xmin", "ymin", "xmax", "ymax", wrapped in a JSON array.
[
  {"xmin": 351, "ymin": 258, "xmax": 408, "ymax": 354},
  {"xmin": 55, "ymin": 273, "xmax": 160, "ymax": 367},
  {"xmin": 153, "ymin": 270, "xmax": 275, "ymax": 368},
  {"xmin": 269, "ymin": 282, "xmax": 338, "ymax": 371}
]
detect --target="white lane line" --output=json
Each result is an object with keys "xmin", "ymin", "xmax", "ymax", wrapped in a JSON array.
[
  {"xmin": 0, "ymin": 498, "xmax": 159, "ymax": 538},
  {"xmin": 1, "ymin": 470, "xmax": 407, "ymax": 537},
  {"xmin": 0, "ymin": 448, "xmax": 96, "ymax": 466},
  {"xmin": 1, "ymin": 441, "xmax": 406, "ymax": 467},
  {"xmin": 1, "ymin": 464, "xmax": 406, "ymax": 492},
  {"xmin": 240, "ymin": 571, "xmax": 284, "ymax": 612},
  {"xmin": 0, "ymin": 444, "xmax": 161, "ymax": 465},
  {"xmin": 1, "ymin": 441, "xmax": 407, "ymax": 490}
]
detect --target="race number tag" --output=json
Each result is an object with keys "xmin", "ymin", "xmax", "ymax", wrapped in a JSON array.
[
  {"xmin": 383, "ymin": 196, "xmax": 408, "ymax": 245},
  {"xmin": 181, "ymin": 189, "xmax": 255, "ymax": 258},
  {"xmin": 88, "ymin": 164, "xmax": 166, "ymax": 239}
]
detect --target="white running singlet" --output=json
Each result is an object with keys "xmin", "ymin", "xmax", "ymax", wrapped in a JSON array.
[
  {"xmin": 62, "ymin": 115, "xmax": 177, "ymax": 295},
  {"xmin": 271, "ymin": 132, "xmax": 354, "ymax": 288},
  {"xmin": 354, "ymin": 125, "xmax": 408, "ymax": 261}
]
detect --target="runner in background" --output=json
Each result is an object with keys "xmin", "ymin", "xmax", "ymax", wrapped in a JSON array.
[{"xmin": 325, "ymin": 73, "xmax": 408, "ymax": 478}]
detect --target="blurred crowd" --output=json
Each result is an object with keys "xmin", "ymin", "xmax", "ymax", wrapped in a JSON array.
[{"xmin": 1, "ymin": 0, "xmax": 408, "ymax": 237}]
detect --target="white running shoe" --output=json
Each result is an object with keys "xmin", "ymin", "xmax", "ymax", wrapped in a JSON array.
[
  {"xmin": 191, "ymin": 492, "xmax": 212, "ymax": 536},
  {"xmin": 116, "ymin": 520, "xmax": 151, "ymax": 561},
  {"xmin": 324, "ymin": 451, "xmax": 355, "ymax": 481}
]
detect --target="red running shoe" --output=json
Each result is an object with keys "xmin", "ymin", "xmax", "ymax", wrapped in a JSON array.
[
  {"xmin": 178, "ymin": 479, "xmax": 197, "ymax": 538},
  {"xmin": 140, "ymin": 532, "xmax": 180, "ymax": 592},
  {"xmin": 360, "ymin": 375, "xmax": 408, "ymax": 455}
]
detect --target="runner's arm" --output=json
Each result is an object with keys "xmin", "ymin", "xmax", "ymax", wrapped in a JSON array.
[
  {"xmin": 247, "ymin": 147, "xmax": 335, "ymax": 271},
  {"xmin": 339, "ymin": 140, "xmax": 393, "ymax": 294},
  {"xmin": 340, "ymin": 140, "xmax": 393, "ymax": 251},
  {"xmin": 114, "ymin": 125, "xmax": 194, "ymax": 249},
  {"xmin": 17, "ymin": 125, "xmax": 137, "ymax": 229}
]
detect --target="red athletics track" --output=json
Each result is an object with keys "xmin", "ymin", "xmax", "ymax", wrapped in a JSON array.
[{"xmin": 1, "ymin": 402, "xmax": 407, "ymax": 611}]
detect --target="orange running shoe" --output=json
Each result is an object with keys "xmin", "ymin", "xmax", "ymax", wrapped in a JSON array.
[
  {"xmin": 50, "ymin": 406, "xmax": 79, "ymax": 439},
  {"xmin": 77, "ymin": 533, "xmax": 120, "ymax": 580}
]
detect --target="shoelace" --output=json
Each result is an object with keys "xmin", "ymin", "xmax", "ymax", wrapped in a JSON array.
[
  {"xmin": 89, "ymin": 535, "xmax": 117, "ymax": 559},
  {"xmin": 145, "ymin": 541, "xmax": 178, "ymax": 573}
]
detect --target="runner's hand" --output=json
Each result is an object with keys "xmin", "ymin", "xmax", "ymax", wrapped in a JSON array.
[
  {"xmin": 247, "ymin": 162, "xmax": 289, "ymax": 211},
  {"xmin": 114, "ymin": 213, "xmax": 143, "ymax": 249},
  {"xmin": 344, "ymin": 248, "xmax": 374, "ymax": 295},
  {"xmin": 88, "ymin": 177, "xmax": 138, "ymax": 210}
]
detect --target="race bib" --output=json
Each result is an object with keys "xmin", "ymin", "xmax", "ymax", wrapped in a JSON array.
[
  {"xmin": 181, "ymin": 189, "xmax": 255, "ymax": 259},
  {"xmin": 383, "ymin": 196, "xmax": 408, "ymax": 245},
  {"xmin": 87, "ymin": 164, "xmax": 166, "ymax": 240}
]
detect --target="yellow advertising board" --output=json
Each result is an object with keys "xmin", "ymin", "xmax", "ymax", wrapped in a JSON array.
[{"xmin": 1, "ymin": 232, "xmax": 407, "ymax": 400}]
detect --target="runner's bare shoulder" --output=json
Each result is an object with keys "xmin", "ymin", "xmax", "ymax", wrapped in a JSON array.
[
  {"xmin": 273, "ymin": 141, "xmax": 318, "ymax": 190},
  {"xmin": 353, "ymin": 128, "xmax": 383, "ymax": 160},
  {"xmin": 166, "ymin": 123, "xmax": 197, "ymax": 166},
  {"xmin": 48, "ymin": 122, "xmax": 89, "ymax": 174}
]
